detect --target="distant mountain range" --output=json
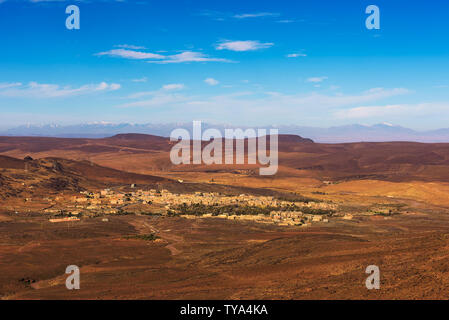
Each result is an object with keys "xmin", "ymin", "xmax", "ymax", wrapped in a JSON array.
[{"xmin": 2, "ymin": 122, "xmax": 449, "ymax": 143}]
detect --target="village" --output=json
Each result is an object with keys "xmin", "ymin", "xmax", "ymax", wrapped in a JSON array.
[{"xmin": 40, "ymin": 187, "xmax": 338, "ymax": 227}]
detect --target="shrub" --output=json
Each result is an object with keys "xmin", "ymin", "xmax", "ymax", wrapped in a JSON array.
[{"xmin": 124, "ymin": 233, "xmax": 160, "ymax": 241}]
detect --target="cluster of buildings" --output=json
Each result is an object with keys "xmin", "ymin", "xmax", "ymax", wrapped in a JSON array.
[
  {"xmin": 181, "ymin": 211, "xmax": 329, "ymax": 227},
  {"xmin": 270, "ymin": 211, "xmax": 329, "ymax": 226},
  {"xmin": 39, "ymin": 188, "xmax": 337, "ymax": 226}
]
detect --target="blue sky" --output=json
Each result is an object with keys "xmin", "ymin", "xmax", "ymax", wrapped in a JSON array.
[{"xmin": 0, "ymin": 0, "xmax": 448, "ymax": 130}]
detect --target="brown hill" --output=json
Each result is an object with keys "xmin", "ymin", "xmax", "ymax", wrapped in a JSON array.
[
  {"xmin": 0, "ymin": 154, "xmax": 295, "ymax": 203},
  {"xmin": 0, "ymin": 155, "xmax": 175, "ymax": 202},
  {"xmin": 0, "ymin": 155, "xmax": 27, "ymax": 169},
  {"xmin": 99, "ymin": 134, "xmax": 173, "ymax": 152},
  {"xmin": 2, "ymin": 134, "xmax": 449, "ymax": 182}
]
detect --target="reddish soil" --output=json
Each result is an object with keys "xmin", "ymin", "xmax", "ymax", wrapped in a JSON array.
[
  {"xmin": 2, "ymin": 134, "xmax": 449, "ymax": 299},
  {"xmin": 1, "ymin": 209, "xmax": 449, "ymax": 299}
]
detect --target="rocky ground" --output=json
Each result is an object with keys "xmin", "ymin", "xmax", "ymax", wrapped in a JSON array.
[{"xmin": 1, "ymin": 201, "xmax": 449, "ymax": 299}]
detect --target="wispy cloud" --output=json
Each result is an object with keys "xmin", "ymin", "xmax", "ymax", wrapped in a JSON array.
[
  {"xmin": 287, "ymin": 53, "xmax": 307, "ymax": 58},
  {"xmin": 115, "ymin": 44, "xmax": 147, "ymax": 50},
  {"xmin": 277, "ymin": 19, "xmax": 295, "ymax": 23},
  {"xmin": 233, "ymin": 12, "xmax": 280, "ymax": 19},
  {"xmin": 204, "ymin": 78, "xmax": 219, "ymax": 86},
  {"xmin": 120, "ymin": 86, "xmax": 189, "ymax": 108},
  {"xmin": 162, "ymin": 83, "xmax": 185, "ymax": 90},
  {"xmin": 0, "ymin": 81, "xmax": 120, "ymax": 98},
  {"xmin": 132, "ymin": 77, "xmax": 148, "ymax": 83},
  {"xmin": 335, "ymin": 102, "xmax": 447, "ymax": 119},
  {"xmin": 118, "ymin": 87, "xmax": 410, "ymax": 124},
  {"xmin": 149, "ymin": 51, "xmax": 232, "ymax": 64},
  {"xmin": 198, "ymin": 10, "xmax": 281, "ymax": 21},
  {"xmin": 215, "ymin": 40, "xmax": 274, "ymax": 52},
  {"xmin": 0, "ymin": 82, "xmax": 22, "ymax": 89},
  {"xmin": 336, "ymin": 104, "xmax": 409, "ymax": 119},
  {"xmin": 97, "ymin": 49, "xmax": 164, "ymax": 60},
  {"xmin": 97, "ymin": 48, "xmax": 231, "ymax": 64},
  {"xmin": 127, "ymin": 83, "xmax": 185, "ymax": 99},
  {"xmin": 307, "ymin": 76, "xmax": 328, "ymax": 83}
]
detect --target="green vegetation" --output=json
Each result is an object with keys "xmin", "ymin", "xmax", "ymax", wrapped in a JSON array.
[
  {"xmin": 116, "ymin": 209, "xmax": 133, "ymax": 216},
  {"xmin": 140, "ymin": 211, "xmax": 161, "ymax": 216},
  {"xmin": 369, "ymin": 203, "xmax": 405, "ymax": 216},
  {"xmin": 172, "ymin": 203, "xmax": 335, "ymax": 217},
  {"xmin": 372, "ymin": 210, "xmax": 400, "ymax": 216},
  {"xmin": 276, "ymin": 194, "xmax": 320, "ymax": 203},
  {"xmin": 124, "ymin": 233, "xmax": 160, "ymax": 241}
]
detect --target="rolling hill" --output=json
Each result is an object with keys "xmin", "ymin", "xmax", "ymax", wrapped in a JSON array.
[{"xmin": 2, "ymin": 134, "xmax": 449, "ymax": 183}]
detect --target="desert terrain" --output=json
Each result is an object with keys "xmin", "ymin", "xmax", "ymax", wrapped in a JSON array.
[{"xmin": 1, "ymin": 134, "xmax": 449, "ymax": 299}]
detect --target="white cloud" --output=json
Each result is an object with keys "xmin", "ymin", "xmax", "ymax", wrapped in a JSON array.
[
  {"xmin": 334, "ymin": 102, "xmax": 448, "ymax": 119},
  {"xmin": 335, "ymin": 104, "xmax": 411, "ymax": 119},
  {"xmin": 127, "ymin": 84, "xmax": 185, "ymax": 99},
  {"xmin": 0, "ymin": 82, "xmax": 22, "ymax": 89},
  {"xmin": 115, "ymin": 44, "xmax": 146, "ymax": 50},
  {"xmin": 199, "ymin": 10, "xmax": 280, "ymax": 21},
  {"xmin": 162, "ymin": 83, "xmax": 185, "ymax": 90},
  {"xmin": 127, "ymin": 91, "xmax": 155, "ymax": 99},
  {"xmin": 97, "ymin": 49, "xmax": 164, "ymax": 60},
  {"xmin": 151, "ymin": 51, "xmax": 232, "ymax": 64},
  {"xmin": 118, "ymin": 87, "xmax": 410, "ymax": 124},
  {"xmin": 233, "ymin": 12, "xmax": 280, "ymax": 19},
  {"xmin": 109, "ymin": 83, "xmax": 121, "ymax": 91},
  {"xmin": 97, "ymin": 48, "xmax": 231, "ymax": 64},
  {"xmin": 0, "ymin": 81, "xmax": 120, "ymax": 98},
  {"xmin": 215, "ymin": 40, "xmax": 274, "ymax": 52},
  {"xmin": 204, "ymin": 78, "xmax": 219, "ymax": 86},
  {"xmin": 132, "ymin": 77, "xmax": 148, "ymax": 83},
  {"xmin": 277, "ymin": 19, "xmax": 295, "ymax": 23},
  {"xmin": 287, "ymin": 53, "xmax": 307, "ymax": 58},
  {"xmin": 307, "ymin": 76, "xmax": 328, "ymax": 83},
  {"xmin": 119, "ymin": 92, "xmax": 189, "ymax": 108}
]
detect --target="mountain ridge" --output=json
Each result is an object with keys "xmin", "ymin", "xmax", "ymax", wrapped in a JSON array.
[{"xmin": 2, "ymin": 122, "xmax": 449, "ymax": 143}]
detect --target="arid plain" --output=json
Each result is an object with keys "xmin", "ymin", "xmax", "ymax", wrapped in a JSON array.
[{"xmin": 2, "ymin": 134, "xmax": 449, "ymax": 299}]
